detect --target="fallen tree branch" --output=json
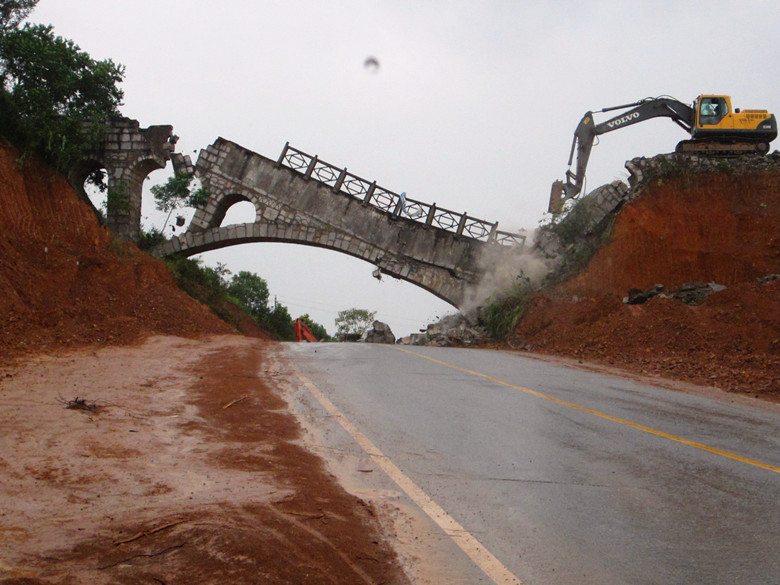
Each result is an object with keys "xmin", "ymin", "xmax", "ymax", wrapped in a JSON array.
[
  {"xmin": 285, "ymin": 511, "xmax": 326, "ymax": 520},
  {"xmin": 57, "ymin": 394, "xmax": 100, "ymax": 412},
  {"xmin": 114, "ymin": 520, "xmax": 188, "ymax": 546},
  {"xmin": 222, "ymin": 396, "xmax": 248, "ymax": 409}
]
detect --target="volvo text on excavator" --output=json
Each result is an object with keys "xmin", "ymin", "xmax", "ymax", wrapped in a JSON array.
[{"xmin": 549, "ymin": 95, "xmax": 777, "ymax": 213}]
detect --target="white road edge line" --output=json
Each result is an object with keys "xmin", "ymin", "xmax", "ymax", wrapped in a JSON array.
[{"xmin": 292, "ymin": 364, "xmax": 524, "ymax": 585}]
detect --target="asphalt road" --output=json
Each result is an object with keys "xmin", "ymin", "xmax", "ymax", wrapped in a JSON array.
[{"xmin": 284, "ymin": 343, "xmax": 780, "ymax": 585}]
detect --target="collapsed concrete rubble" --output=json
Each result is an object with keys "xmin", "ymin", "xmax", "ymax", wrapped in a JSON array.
[
  {"xmin": 336, "ymin": 332, "xmax": 362, "ymax": 342},
  {"xmin": 397, "ymin": 313, "xmax": 488, "ymax": 347},
  {"xmin": 624, "ymin": 282, "xmax": 727, "ymax": 305},
  {"xmin": 625, "ymin": 275, "xmax": 779, "ymax": 305}
]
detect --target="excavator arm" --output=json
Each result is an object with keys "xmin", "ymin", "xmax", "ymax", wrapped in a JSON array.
[
  {"xmin": 549, "ymin": 97, "xmax": 694, "ymax": 213},
  {"xmin": 295, "ymin": 318, "xmax": 318, "ymax": 342}
]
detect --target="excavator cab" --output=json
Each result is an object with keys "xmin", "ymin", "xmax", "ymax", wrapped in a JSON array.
[
  {"xmin": 692, "ymin": 94, "xmax": 776, "ymax": 147},
  {"xmin": 697, "ymin": 96, "xmax": 729, "ymax": 126}
]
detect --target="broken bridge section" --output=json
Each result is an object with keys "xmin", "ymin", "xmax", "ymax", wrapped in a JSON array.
[
  {"xmin": 154, "ymin": 139, "xmax": 526, "ymax": 309},
  {"xmin": 69, "ymin": 118, "xmax": 177, "ymax": 241}
]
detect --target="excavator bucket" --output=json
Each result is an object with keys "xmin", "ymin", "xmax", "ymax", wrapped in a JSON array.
[{"xmin": 548, "ymin": 180, "xmax": 565, "ymax": 214}]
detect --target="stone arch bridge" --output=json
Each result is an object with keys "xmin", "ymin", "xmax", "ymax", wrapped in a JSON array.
[{"xmin": 76, "ymin": 119, "xmax": 526, "ymax": 310}]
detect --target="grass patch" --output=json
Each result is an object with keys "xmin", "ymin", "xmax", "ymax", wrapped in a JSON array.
[{"xmin": 484, "ymin": 278, "xmax": 533, "ymax": 341}]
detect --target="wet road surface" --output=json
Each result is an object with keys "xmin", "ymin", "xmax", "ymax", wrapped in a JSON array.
[{"xmin": 285, "ymin": 343, "xmax": 780, "ymax": 585}]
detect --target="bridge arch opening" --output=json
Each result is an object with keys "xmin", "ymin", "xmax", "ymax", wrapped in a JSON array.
[
  {"xmin": 193, "ymin": 242, "xmax": 454, "ymax": 340},
  {"xmin": 219, "ymin": 198, "xmax": 256, "ymax": 227},
  {"xmin": 206, "ymin": 193, "xmax": 255, "ymax": 229},
  {"xmin": 132, "ymin": 156, "xmax": 167, "ymax": 180},
  {"xmin": 141, "ymin": 168, "xmax": 177, "ymax": 233},
  {"xmin": 66, "ymin": 158, "xmax": 107, "ymax": 218}
]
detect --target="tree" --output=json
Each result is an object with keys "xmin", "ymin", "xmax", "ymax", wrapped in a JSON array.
[
  {"xmin": 150, "ymin": 172, "xmax": 209, "ymax": 224},
  {"xmin": 227, "ymin": 271, "xmax": 270, "ymax": 318},
  {"xmin": 265, "ymin": 304, "xmax": 295, "ymax": 341},
  {"xmin": 164, "ymin": 256, "xmax": 230, "ymax": 301},
  {"xmin": 0, "ymin": 22, "xmax": 124, "ymax": 171},
  {"xmin": 335, "ymin": 308, "xmax": 376, "ymax": 337},
  {"xmin": 0, "ymin": 0, "xmax": 38, "ymax": 33}
]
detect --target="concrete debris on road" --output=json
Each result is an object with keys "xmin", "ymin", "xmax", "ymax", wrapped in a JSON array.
[{"xmin": 397, "ymin": 313, "xmax": 488, "ymax": 347}]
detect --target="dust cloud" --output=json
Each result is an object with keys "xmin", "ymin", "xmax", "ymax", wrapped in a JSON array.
[{"xmin": 460, "ymin": 232, "xmax": 551, "ymax": 315}]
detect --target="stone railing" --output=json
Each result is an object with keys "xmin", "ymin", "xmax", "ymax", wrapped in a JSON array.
[{"xmin": 277, "ymin": 143, "xmax": 525, "ymax": 248}]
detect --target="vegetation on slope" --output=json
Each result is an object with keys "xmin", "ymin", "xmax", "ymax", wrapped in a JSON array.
[{"xmin": 159, "ymin": 253, "xmax": 331, "ymax": 341}]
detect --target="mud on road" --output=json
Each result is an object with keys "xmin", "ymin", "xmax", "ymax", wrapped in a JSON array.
[{"xmin": 0, "ymin": 335, "xmax": 411, "ymax": 585}]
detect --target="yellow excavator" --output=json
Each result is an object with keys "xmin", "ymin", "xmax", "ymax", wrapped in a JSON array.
[{"xmin": 549, "ymin": 94, "xmax": 777, "ymax": 213}]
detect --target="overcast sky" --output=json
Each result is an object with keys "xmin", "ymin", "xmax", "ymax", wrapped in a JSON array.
[{"xmin": 29, "ymin": 1, "xmax": 780, "ymax": 338}]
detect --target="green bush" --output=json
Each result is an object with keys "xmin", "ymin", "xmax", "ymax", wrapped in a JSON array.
[
  {"xmin": 137, "ymin": 228, "xmax": 167, "ymax": 252},
  {"xmin": 160, "ymin": 255, "xmax": 330, "ymax": 342},
  {"xmin": 262, "ymin": 305, "xmax": 295, "ymax": 341}
]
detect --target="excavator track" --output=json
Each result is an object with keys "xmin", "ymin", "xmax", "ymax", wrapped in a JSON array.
[{"xmin": 675, "ymin": 139, "xmax": 770, "ymax": 156}]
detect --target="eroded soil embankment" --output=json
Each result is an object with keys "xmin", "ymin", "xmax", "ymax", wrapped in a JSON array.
[
  {"xmin": 0, "ymin": 335, "xmax": 411, "ymax": 585},
  {"xmin": 0, "ymin": 145, "xmax": 238, "ymax": 360},
  {"xmin": 515, "ymin": 172, "xmax": 780, "ymax": 399},
  {"xmin": 566, "ymin": 172, "xmax": 780, "ymax": 294}
]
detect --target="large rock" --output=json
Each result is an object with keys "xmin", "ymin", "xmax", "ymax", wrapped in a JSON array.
[{"xmin": 363, "ymin": 321, "xmax": 396, "ymax": 344}]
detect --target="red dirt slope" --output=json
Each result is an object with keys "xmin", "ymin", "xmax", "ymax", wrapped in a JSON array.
[
  {"xmin": 0, "ymin": 145, "xmax": 235, "ymax": 359},
  {"xmin": 566, "ymin": 172, "xmax": 779, "ymax": 295},
  {"xmin": 516, "ymin": 171, "xmax": 780, "ymax": 400}
]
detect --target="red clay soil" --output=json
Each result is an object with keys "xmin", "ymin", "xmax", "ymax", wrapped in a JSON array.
[
  {"xmin": 564, "ymin": 172, "xmax": 780, "ymax": 295},
  {"xmin": 0, "ymin": 146, "xmax": 239, "ymax": 359},
  {"xmin": 514, "ymin": 172, "xmax": 780, "ymax": 401},
  {"xmin": 0, "ymin": 146, "xmax": 411, "ymax": 584}
]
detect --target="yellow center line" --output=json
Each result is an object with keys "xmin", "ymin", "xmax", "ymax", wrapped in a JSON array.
[
  {"xmin": 393, "ymin": 346, "xmax": 780, "ymax": 474},
  {"xmin": 291, "ymin": 363, "xmax": 524, "ymax": 585}
]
